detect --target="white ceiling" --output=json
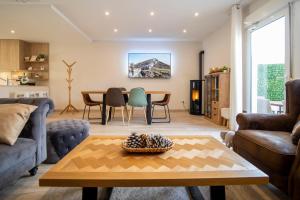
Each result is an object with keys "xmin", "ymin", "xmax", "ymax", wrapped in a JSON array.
[{"xmin": 0, "ymin": 0, "xmax": 255, "ymax": 42}]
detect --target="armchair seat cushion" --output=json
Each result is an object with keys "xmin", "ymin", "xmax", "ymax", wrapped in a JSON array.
[
  {"xmin": 0, "ymin": 138, "xmax": 36, "ymax": 174},
  {"xmin": 234, "ymin": 130, "xmax": 296, "ymax": 175}
]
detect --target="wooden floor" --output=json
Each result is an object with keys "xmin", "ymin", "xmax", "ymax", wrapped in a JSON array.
[{"xmin": 0, "ymin": 110, "xmax": 288, "ymax": 200}]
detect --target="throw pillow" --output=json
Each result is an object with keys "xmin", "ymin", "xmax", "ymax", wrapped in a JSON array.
[
  {"xmin": 0, "ymin": 104, "xmax": 37, "ymax": 145},
  {"xmin": 291, "ymin": 121, "xmax": 300, "ymax": 145}
]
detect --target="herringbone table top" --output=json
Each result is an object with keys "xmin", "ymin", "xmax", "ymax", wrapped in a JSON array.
[{"xmin": 40, "ymin": 135, "xmax": 268, "ymax": 187}]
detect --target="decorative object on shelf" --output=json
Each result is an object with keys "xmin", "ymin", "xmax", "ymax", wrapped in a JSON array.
[
  {"xmin": 40, "ymin": 66, "xmax": 45, "ymax": 71},
  {"xmin": 128, "ymin": 53, "xmax": 171, "ymax": 79},
  {"xmin": 122, "ymin": 132, "xmax": 174, "ymax": 153},
  {"xmin": 209, "ymin": 65, "xmax": 230, "ymax": 74},
  {"xmin": 24, "ymin": 57, "xmax": 30, "ymax": 62},
  {"xmin": 37, "ymin": 54, "xmax": 46, "ymax": 62},
  {"xmin": 27, "ymin": 66, "xmax": 33, "ymax": 71},
  {"xmin": 60, "ymin": 60, "xmax": 79, "ymax": 115},
  {"xmin": 30, "ymin": 55, "xmax": 37, "ymax": 62}
]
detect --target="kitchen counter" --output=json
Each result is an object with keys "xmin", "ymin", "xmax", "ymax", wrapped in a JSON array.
[{"xmin": 0, "ymin": 85, "xmax": 49, "ymax": 98}]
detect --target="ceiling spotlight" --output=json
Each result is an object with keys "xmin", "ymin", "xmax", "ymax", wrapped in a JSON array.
[
  {"xmin": 183, "ymin": 29, "xmax": 187, "ymax": 33},
  {"xmin": 10, "ymin": 30, "xmax": 15, "ymax": 34},
  {"xmin": 194, "ymin": 12, "xmax": 199, "ymax": 17},
  {"xmin": 105, "ymin": 11, "xmax": 110, "ymax": 16},
  {"xmin": 148, "ymin": 29, "xmax": 152, "ymax": 33},
  {"xmin": 150, "ymin": 11, "xmax": 155, "ymax": 16},
  {"xmin": 113, "ymin": 28, "xmax": 118, "ymax": 33}
]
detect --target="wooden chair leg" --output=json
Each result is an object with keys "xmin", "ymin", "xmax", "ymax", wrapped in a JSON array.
[
  {"xmin": 128, "ymin": 106, "xmax": 133, "ymax": 124},
  {"xmin": 144, "ymin": 107, "xmax": 147, "ymax": 123},
  {"xmin": 106, "ymin": 107, "xmax": 110, "ymax": 124},
  {"xmin": 82, "ymin": 105, "xmax": 87, "ymax": 119},
  {"xmin": 121, "ymin": 107, "xmax": 125, "ymax": 125},
  {"xmin": 167, "ymin": 105, "xmax": 171, "ymax": 123}
]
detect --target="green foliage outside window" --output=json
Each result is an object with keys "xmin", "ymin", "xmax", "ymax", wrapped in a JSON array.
[{"xmin": 257, "ymin": 64, "xmax": 285, "ymax": 101}]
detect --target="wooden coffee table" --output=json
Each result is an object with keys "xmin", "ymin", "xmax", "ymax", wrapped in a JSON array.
[{"xmin": 39, "ymin": 136, "xmax": 268, "ymax": 200}]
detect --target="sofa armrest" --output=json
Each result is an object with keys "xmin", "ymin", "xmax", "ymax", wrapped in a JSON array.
[
  {"xmin": 289, "ymin": 141, "xmax": 300, "ymax": 200},
  {"xmin": 0, "ymin": 98, "xmax": 54, "ymax": 165},
  {"xmin": 236, "ymin": 113, "xmax": 295, "ymax": 132}
]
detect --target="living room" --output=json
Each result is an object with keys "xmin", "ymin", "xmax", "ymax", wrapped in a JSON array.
[{"xmin": 0, "ymin": 0, "xmax": 300, "ymax": 200}]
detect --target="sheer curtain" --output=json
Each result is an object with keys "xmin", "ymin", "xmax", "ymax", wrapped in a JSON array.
[{"xmin": 229, "ymin": 4, "xmax": 243, "ymax": 130}]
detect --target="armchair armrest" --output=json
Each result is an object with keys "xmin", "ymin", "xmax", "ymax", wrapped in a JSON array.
[
  {"xmin": 0, "ymin": 98, "xmax": 54, "ymax": 165},
  {"xmin": 289, "ymin": 141, "xmax": 300, "ymax": 200},
  {"xmin": 236, "ymin": 113, "xmax": 294, "ymax": 132}
]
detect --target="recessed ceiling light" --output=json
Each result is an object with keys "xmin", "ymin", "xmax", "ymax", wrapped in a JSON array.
[
  {"xmin": 10, "ymin": 30, "xmax": 15, "ymax": 34},
  {"xmin": 148, "ymin": 29, "xmax": 152, "ymax": 33},
  {"xmin": 183, "ymin": 29, "xmax": 187, "ymax": 33},
  {"xmin": 113, "ymin": 28, "xmax": 118, "ymax": 33},
  {"xmin": 194, "ymin": 12, "xmax": 199, "ymax": 17},
  {"xmin": 105, "ymin": 11, "xmax": 110, "ymax": 16},
  {"xmin": 150, "ymin": 11, "xmax": 155, "ymax": 16}
]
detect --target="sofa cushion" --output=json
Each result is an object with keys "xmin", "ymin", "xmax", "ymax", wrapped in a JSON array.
[
  {"xmin": 234, "ymin": 130, "xmax": 296, "ymax": 175},
  {"xmin": 0, "ymin": 104, "xmax": 37, "ymax": 145},
  {"xmin": 0, "ymin": 138, "xmax": 36, "ymax": 174}
]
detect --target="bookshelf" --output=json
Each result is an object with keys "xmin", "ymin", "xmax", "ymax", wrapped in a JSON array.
[{"xmin": 204, "ymin": 72, "xmax": 230, "ymax": 125}]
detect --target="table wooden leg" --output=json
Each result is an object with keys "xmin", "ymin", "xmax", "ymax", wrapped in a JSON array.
[
  {"xmin": 101, "ymin": 94, "xmax": 106, "ymax": 125},
  {"xmin": 146, "ymin": 94, "xmax": 152, "ymax": 125},
  {"xmin": 187, "ymin": 186, "xmax": 225, "ymax": 200},
  {"xmin": 82, "ymin": 187, "xmax": 98, "ymax": 200}
]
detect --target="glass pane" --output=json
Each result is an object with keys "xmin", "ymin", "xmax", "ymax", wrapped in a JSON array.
[{"xmin": 251, "ymin": 17, "xmax": 286, "ymax": 114}]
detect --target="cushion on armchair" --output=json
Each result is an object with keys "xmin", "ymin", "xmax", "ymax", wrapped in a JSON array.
[{"xmin": 0, "ymin": 104, "xmax": 37, "ymax": 145}]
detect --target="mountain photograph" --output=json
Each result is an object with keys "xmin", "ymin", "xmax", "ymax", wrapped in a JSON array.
[{"xmin": 128, "ymin": 53, "xmax": 171, "ymax": 79}]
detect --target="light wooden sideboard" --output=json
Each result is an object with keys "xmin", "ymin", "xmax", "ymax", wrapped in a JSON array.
[{"xmin": 204, "ymin": 72, "xmax": 230, "ymax": 125}]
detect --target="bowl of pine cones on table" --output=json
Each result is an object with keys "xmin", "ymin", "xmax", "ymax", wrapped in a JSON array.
[{"xmin": 122, "ymin": 132, "xmax": 174, "ymax": 153}]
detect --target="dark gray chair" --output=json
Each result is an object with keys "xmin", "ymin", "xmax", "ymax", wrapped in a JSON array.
[{"xmin": 106, "ymin": 88, "xmax": 126, "ymax": 125}]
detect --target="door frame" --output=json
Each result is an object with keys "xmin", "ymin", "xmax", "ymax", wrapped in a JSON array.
[{"xmin": 246, "ymin": 7, "xmax": 291, "ymax": 113}]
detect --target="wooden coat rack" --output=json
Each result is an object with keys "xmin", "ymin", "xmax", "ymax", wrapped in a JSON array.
[{"xmin": 60, "ymin": 60, "xmax": 79, "ymax": 114}]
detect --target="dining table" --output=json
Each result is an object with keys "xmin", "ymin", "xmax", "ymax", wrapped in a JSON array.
[{"xmin": 81, "ymin": 90, "xmax": 171, "ymax": 125}]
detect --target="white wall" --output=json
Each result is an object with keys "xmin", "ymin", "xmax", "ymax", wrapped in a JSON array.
[
  {"xmin": 201, "ymin": 21, "xmax": 231, "ymax": 75},
  {"xmin": 49, "ymin": 41, "xmax": 202, "ymax": 110},
  {"xmin": 293, "ymin": 1, "xmax": 300, "ymax": 78}
]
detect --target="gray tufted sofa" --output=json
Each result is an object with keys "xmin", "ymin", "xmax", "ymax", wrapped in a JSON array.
[
  {"xmin": 45, "ymin": 120, "xmax": 89, "ymax": 164},
  {"xmin": 0, "ymin": 98, "xmax": 54, "ymax": 190}
]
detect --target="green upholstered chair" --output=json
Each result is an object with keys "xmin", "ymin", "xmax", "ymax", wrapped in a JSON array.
[{"xmin": 128, "ymin": 87, "xmax": 148, "ymax": 123}]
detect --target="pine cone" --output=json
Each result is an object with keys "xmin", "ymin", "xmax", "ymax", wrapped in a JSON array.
[{"xmin": 126, "ymin": 132, "xmax": 145, "ymax": 148}]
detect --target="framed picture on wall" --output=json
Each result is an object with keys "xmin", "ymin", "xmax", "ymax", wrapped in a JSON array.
[{"xmin": 128, "ymin": 53, "xmax": 171, "ymax": 79}]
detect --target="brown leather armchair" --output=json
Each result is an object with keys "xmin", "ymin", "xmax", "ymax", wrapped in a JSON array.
[{"xmin": 233, "ymin": 79, "xmax": 300, "ymax": 200}]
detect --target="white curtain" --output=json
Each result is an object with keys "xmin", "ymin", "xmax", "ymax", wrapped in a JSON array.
[{"xmin": 229, "ymin": 4, "xmax": 243, "ymax": 130}]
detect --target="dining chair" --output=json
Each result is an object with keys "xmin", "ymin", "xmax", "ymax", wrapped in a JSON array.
[
  {"xmin": 106, "ymin": 88, "xmax": 126, "ymax": 125},
  {"xmin": 81, "ymin": 92, "xmax": 102, "ymax": 120},
  {"xmin": 128, "ymin": 87, "xmax": 148, "ymax": 123},
  {"xmin": 152, "ymin": 94, "xmax": 171, "ymax": 123}
]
